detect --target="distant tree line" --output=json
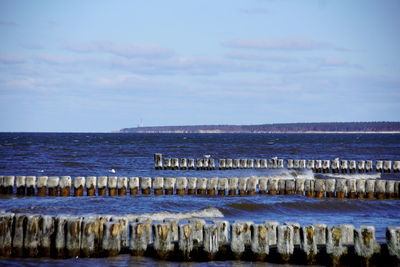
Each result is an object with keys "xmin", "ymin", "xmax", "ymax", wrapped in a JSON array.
[{"xmin": 120, "ymin": 122, "xmax": 400, "ymax": 133}]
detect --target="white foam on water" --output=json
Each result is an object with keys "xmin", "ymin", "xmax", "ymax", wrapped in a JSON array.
[
  {"xmin": 323, "ymin": 173, "xmax": 381, "ymax": 179},
  {"xmin": 123, "ymin": 207, "xmax": 224, "ymax": 222}
]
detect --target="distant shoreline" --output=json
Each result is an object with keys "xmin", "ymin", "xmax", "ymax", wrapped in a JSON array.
[{"xmin": 114, "ymin": 130, "xmax": 400, "ymax": 134}]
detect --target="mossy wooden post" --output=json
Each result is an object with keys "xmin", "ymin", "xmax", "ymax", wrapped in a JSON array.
[
  {"xmin": 0, "ymin": 213, "xmax": 14, "ymax": 257},
  {"xmin": 251, "ymin": 223, "xmax": 269, "ymax": 261},
  {"xmin": 60, "ymin": 176, "xmax": 71, "ymax": 197},
  {"xmin": 354, "ymin": 226, "xmax": 379, "ymax": 266},
  {"xmin": 101, "ymin": 222, "xmax": 121, "ymax": 257},
  {"xmin": 326, "ymin": 226, "xmax": 347, "ymax": 266},
  {"xmin": 16, "ymin": 176, "xmax": 26, "ymax": 196},
  {"xmin": 37, "ymin": 176, "xmax": 48, "ymax": 196},
  {"xmin": 86, "ymin": 176, "xmax": 96, "ymax": 196},
  {"xmin": 47, "ymin": 176, "xmax": 59, "ymax": 196},
  {"xmin": 277, "ymin": 225, "xmax": 294, "ymax": 262},
  {"xmin": 73, "ymin": 176, "xmax": 85, "ymax": 197},
  {"xmin": 129, "ymin": 177, "xmax": 139, "ymax": 195},
  {"xmin": 24, "ymin": 214, "xmax": 41, "ymax": 257}
]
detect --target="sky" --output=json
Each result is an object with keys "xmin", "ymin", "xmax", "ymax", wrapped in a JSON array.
[{"xmin": 0, "ymin": 0, "xmax": 399, "ymax": 132}]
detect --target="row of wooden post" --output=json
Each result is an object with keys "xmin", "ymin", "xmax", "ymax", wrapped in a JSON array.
[
  {"xmin": 154, "ymin": 154, "xmax": 400, "ymax": 173},
  {"xmin": 0, "ymin": 212, "xmax": 399, "ymax": 265},
  {"xmin": 1, "ymin": 175, "xmax": 399, "ymax": 199}
]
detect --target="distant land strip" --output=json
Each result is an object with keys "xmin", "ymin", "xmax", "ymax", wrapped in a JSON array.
[{"xmin": 117, "ymin": 122, "xmax": 400, "ymax": 133}]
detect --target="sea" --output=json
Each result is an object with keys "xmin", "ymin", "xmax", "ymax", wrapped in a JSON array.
[{"xmin": 0, "ymin": 133, "xmax": 400, "ymax": 266}]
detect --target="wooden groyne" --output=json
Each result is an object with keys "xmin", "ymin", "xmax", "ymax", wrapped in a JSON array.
[
  {"xmin": 154, "ymin": 154, "xmax": 400, "ymax": 173},
  {"xmin": 0, "ymin": 212, "xmax": 399, "ymax": 266},
  {"xmin": 1, "ymin": 176, "xmax": 399, "ymax": 199}
]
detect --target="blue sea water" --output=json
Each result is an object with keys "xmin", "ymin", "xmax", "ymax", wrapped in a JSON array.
[{"xmin": 0, "ymin": 133, "xmax": 400, "ymax": 266}]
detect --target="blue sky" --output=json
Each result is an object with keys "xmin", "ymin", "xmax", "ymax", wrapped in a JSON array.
[{"xmin": 0, "ymin": 0, "xmax": 399, "ymax": 132}]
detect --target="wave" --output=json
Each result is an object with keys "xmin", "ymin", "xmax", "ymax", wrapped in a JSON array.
[
  {"xmin": 123, "ymin": 207, "xmax": 224, "ymax": 221},
  {"xmin": 323, "ymin": 173, "xmax": 381, "ymax": 179}
]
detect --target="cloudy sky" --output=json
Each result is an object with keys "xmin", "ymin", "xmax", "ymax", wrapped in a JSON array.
[{"xmin": 0, "ymin": 0, "xmax": 399, "ymax": 132}]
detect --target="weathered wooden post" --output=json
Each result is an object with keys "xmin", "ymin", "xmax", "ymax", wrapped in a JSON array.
[
  {"xmin": 117, "ymin": 177, "xmax": 128, "ymax": 196},
  {"xmin": 74, "ymin": 176, "xmax": 85, "ymax": 197},
  {"xmin": 164, "ymin": 177, "xmax": 175, "ymax": 195},
  {"xmin": 231, "ymin": 221, "xmax": 253, "ymax": 259},
  {"xmin": 326, "ymin": 179, "xmax": 336, "ymax": 197},
  {"xmin": 207, "ymin": 178, "xmax": 218, "ymax": 195},
  {"xmin": 214, "ymin": 220, "xmax": 229, "ymax": 251},
  {"xmin": 247, "ymin": 177, "xmax": 258, "ymax": 195},
  {"xmin": 163, "ymin": 158, "xmax": 171, "ymax": 170},
  {"xmin": 287, "ymin": 159, "xmax": 294, "ymax": 169},
  {"xmin": 326, "ymin": 226, "xmax": 347, "ymax": 266},
  {"xmin": 60, "ymin": 176, "xmax": 71, "ymax": 197},
  {"xmin": 354, "ymin": 226, "xmax": 379, "ymax": 265},
  {"xmin": 358, "ymin": 160, "xmax": 366, "ymax": 173},
  {"xmin": 366, "ymin": 179, "xmax": 375, "ymax": 199},
  {"xmin": 393, "ymin": 161, "xmax": 400, "ymax": 173},
  {"xmin": 16, "ymin": 176, "xmax": 26, "ymax": 196},
  {"xmin": 349, "ymin": 160, "xmax": 357, "ymax": 173},
  {"xmin": 238, "ymin": 177, "xmax": 248, "ymax": 196},
  {"xmin": 278, "ymin": 178, "xmax": 286, "ymax": 195},
  {"xmin": 233, "ymin": 159, "xmax": 240, "ymax": 169},
  {"xmin": 293, "ymin": 159, "xmax": 300, "ymax": 169},
  {"xmin": 86, "ymin": 176, "xmax": 96, "ymax": 196},
  {"xmin": 154, "ymin": 153, "xmax": 163, "ymax": 170},
  {"xmin": 259, "ymin": 177, "xmax": 268, "ymax": 194},
  {"xmin": 332, "ymin": 158, "xmax": 340, "ymax": 173},
  {"xmin": 129, "ymin": 177, "xmax": 139, "ymax": 195},
  {"xmin": 66, "ymin": 216, "xmax": 83, "ymax": 257},
  {"xmin": 176, "ymin": 177, "xmax": 187, "ymax": 195},
  {"xmin": 356, "ymin": 179, "xmax": 366, "ymax": 199},
  {"xmin": 301, "ymin": 225, "xmax": 317, "ymax": 264},
  {"xmin": 97, "ymin": 176, "xmax": 107, "ymax": 196},
  {"xmin": 38, "ymin": 214, "xmax": 55, "ymax": 257},
  {"xmin": 341, "ymin": 160, "xmax": 348, "ymax": 173},
  {"xmin": 260, "ymin": 159, "xmax": 268, "ymax": 168},
  {"xmin": 196, "ymin": 158, "xmax": 203, "ymax": 170},
  {"xmin": 315, "ymin": 160, "xmax": 322, "ymax": 173},
  {"xmin": 179, "ymin": 158, "xmax": 187, "ymax": 170},
  {"xmin": 196, "ymin": 178, "xmax": 207, "ymax": 195},
  {"xmin": 312, "ymin": 223, "xmax": 327, "ymax": 247},
  {"xmin": 314, "ymin": 179, "xmax": 325, "ymax": 198},
  {"xmin": 54, "ymin": 215, "xmax": 68, "ymax": 258},
  {"xmin": 376, "ymin": 160, "xmax": 383, "ymax": 172},
  {"xmin": 277, "ymin": 225, "xmax": 294, "ymax": 262},
  {"xmin": 295, "ymin": 178, "xmax": 305, "ymax": 195},
  {"xmin": 254, "ymin": 159, "xmax": 261, "ymax": 169},
  {"xmin": 307, "ymin": 160, "xmax": 315, "ymax": 171},
  {"xmin": 386, "ymin": 226, "xmax": 400, "ymax": 261},
  {"xmin": 2, "ymin": 176, "xmax": 14, "ymax": 194},
  {"xmin": 228, "ymin": 177, "xmax": 238, "ymax": 196},
  {"xmin": 219, "ymin": 159, "xmax": 226, "ymax": 170},
  {"xmin": 101, "ymin": 222, "xmax": 121, "ymax": 257},
  {"xmin": 178, "ymin": 223, "xmax": 194, "ymax": 260},
  {"xmin": 171, "ymin": 158, "xmax": 179, "ymax": 170},
  {"xmin": 386, "ymin": 180, "xmax": 396, "ymax": 198},
  {"xmin": 203, "ymin": 223, "xmax": 219, "ymax": 260},
  {"xmin": 111, "ymin": 216, "xmax": 129, "ymax": 253},
  {"xmin": 304, "ymin": 179, "xmax": 314, "ymax": 197},
  {"xmin": 164, "ymin": 218, "xmax": 179, "ymax": 243},
  {"xmin": 268, "ymin": 178, "xmax": 279, "ymax": 195},
  {"xmin": 187, "ymin": 177, "xmax": 197, "ymax": 195},
  {"xmin": 251, "ymin": 224, "xmax": 269, "ymax": 261},
  {"xmin": 347, "ymin": 179, "xmax": 357, "ymax": 199},
  {"xmin": 80, "ymin": 216, "xmax": 99, "ymax": 257},
  {"xmin": 209, "ymin": 158, "xmax": 216, "ymax": 170},
  {"xmin": 323, "ymin": 160, "xmax": 330, "ymax": 173},
  {"xmin": 217, "ymin": 178, "xmax": 228, "ymax": 196},
  {"xmin": 265, "ymin": 221, "xmax": 279, "ymax": 247},
  {"xmin": 187, "ymin": 159, "xmax": 195, "ymax": 170},
  {"xmin": 26, "ymin": 176, "xmax": 36, "ymax": 196},
  {"xmin": 375, "ymin": 180, "xmax": 386, "ymax": 199},
  {"xmin": 365, "ymin": 160, "xmax": 373, "ymax": 172},
  {"xmin": 384, "ymin": 160, "xmax": 392, "ymax": 173},
  {"xmin": 0, "ymin": 213, "xmax": 14, "ymax": 257},
  {"xmin": 203, "ymin": 158, "xmax": 209, "ymax": 170},
  {"xmin": 277, "ymin": 159, "xmax": 284, "ymax": 169},
  {"xmin": 299, "ymin": 159, "xmax": 307, "ymax": 169},
  {"xmin": 153, "ymin": 177, "xmax": 164, "ymax": 195},
  {"xmin": 37, "ymin": 176, "xmax": 48, "ymax": 196},
  {"xmin": 108, "ymin": 176, "xmax": 117, "ymax": 196},
  {"xmin": 226, "ymin": 158, "xmax": 233, "ymax": 169},
  {"xmin": 47, "ymin": 176, "xmax": 59, "ymax": 196},
  {"xmin": 247, "ymin": 159, "xmax": 254, "ymax": 168},
  {"xmin": 129, "ymin": 221, "xmax": 152, "ymax": 256},
  {"xmin": 141, "ymin": 177, "xmax": 151, "ymax": 195},
  {"xmin": 240, "ymin": 159, "xmax": 247, "ymax": 169},
  {"xmin": 153, "ymin": 222, "xmax": 174, "ymax": 259},
  {"xmin": 24, "ymin": 214, "xmax": 41, "ymax": 257},
  {"xmin": 336, "ymin": 179, "xmax": 347, "ymax": 198}
]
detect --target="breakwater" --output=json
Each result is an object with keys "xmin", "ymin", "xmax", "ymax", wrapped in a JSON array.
[
  {"xmin": 1, "ymin": 175, "xmax": 399, "ymax": 199},
  {"xmin": 0, "ymin": 212, "xmax": 399, "ymax": 266},
  {"xmin": 154, "ymin": 154, "xmax": 400, "ymax": 173}
]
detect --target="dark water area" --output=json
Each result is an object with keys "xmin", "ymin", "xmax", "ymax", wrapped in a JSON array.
[{"xmin": 0, "ymin": 133, "xmax": 400, "ymax": 266}]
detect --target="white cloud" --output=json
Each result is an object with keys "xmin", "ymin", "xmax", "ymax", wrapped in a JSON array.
[{"xmin": 223, "ymin": 38, "xmax": 330, "ymax": 50}]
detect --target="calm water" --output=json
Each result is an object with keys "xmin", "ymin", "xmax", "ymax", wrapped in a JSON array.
[{"xmin": 1, "ymin": 133, "xmax": 400, "ymax": 265}]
